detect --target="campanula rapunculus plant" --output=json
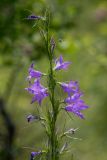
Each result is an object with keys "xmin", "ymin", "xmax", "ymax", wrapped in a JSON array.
[{"xmin": 25, "ymin": 11, "xmax": 89, "ymax": 160}]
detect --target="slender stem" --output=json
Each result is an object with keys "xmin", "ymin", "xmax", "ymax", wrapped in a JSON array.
[
  {"xmin": 45, "ymin": 11, "xmax": 59, "ymax": 160},
  {"xmin": 49, "ymin": 60, "xmax": 57, "ymax": 160}
]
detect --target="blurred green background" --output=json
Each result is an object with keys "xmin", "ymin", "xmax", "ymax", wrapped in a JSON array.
[{"xmin": 0, "ymin": 0, "xmax": 107, "ymax": 160}]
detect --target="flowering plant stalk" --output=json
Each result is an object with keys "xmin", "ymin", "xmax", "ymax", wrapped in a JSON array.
[{"xmin": 25, "ymin": 11, "xmax": 89, "ymax": 160}]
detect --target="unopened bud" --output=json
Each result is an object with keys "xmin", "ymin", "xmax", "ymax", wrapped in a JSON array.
[{"xmin": 50, "ymin": 37, "xmax": 55, "ymax": 53}]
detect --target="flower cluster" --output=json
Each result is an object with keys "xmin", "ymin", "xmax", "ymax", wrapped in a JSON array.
[
  {"xmin": 25, "ymin": 56, "xmax": 89, "ymax": 119},
  {"xmin": 25, "ymin": 55, "xmax": 89, "ymax": 118},
  {"xmin": 25, "ymin": 54, "xmax": 89, "ymax": 159}
]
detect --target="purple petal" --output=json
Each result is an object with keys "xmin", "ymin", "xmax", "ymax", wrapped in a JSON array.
[
  {"xmin": 59, "ymin": 55, "xmax": 63, "ymax": 63},
  {"xmin": 60, "ymin": 62, "xmax": 71, "ymax": 70},
  {"xmin": 27, "ymin": 64, "xmax": 43, "ymax": 81},
  {"xmin": 31, "ymin": 95, "xmax": 37, "ymax": 104},
  {"xmin": 65, "ymin": 92, "xmax": 83, "ymax": 103},
  {"xmin": 25, "ymin": 87, "xmax": 35, "ymax": 94},
  {"xmin": 69, "ymin": 81, "xmax": 79, "ymax": 92},
  {"xmin": 74, "ymin": 111, "xmax": 84, "ymax": 119},
  {"xmin": 30, "ymin": 89, "xmax": 48, "ymax": 105},
  {"xmin": 77, "ymin": 101, "xmax": 89, "ymax": 110},
  {"xmin": 65, "ymin": 105, "xmax": 84, "ymax": 119},
  {"xmin": 65, "ymin": 105, "xmax": 73, "ymax": 112},
  {"xmin": 53, "ymin": 62, "xmax": 61, "ymax": 70}
]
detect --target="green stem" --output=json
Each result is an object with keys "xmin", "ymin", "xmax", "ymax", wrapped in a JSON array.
[
  {"xmin": 48, "ymin": 58, "xmax": 59, "ymax": 160},
  {"xmin": 45, "ymin": 11, "xmax": 59, "ymax": 160}
]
